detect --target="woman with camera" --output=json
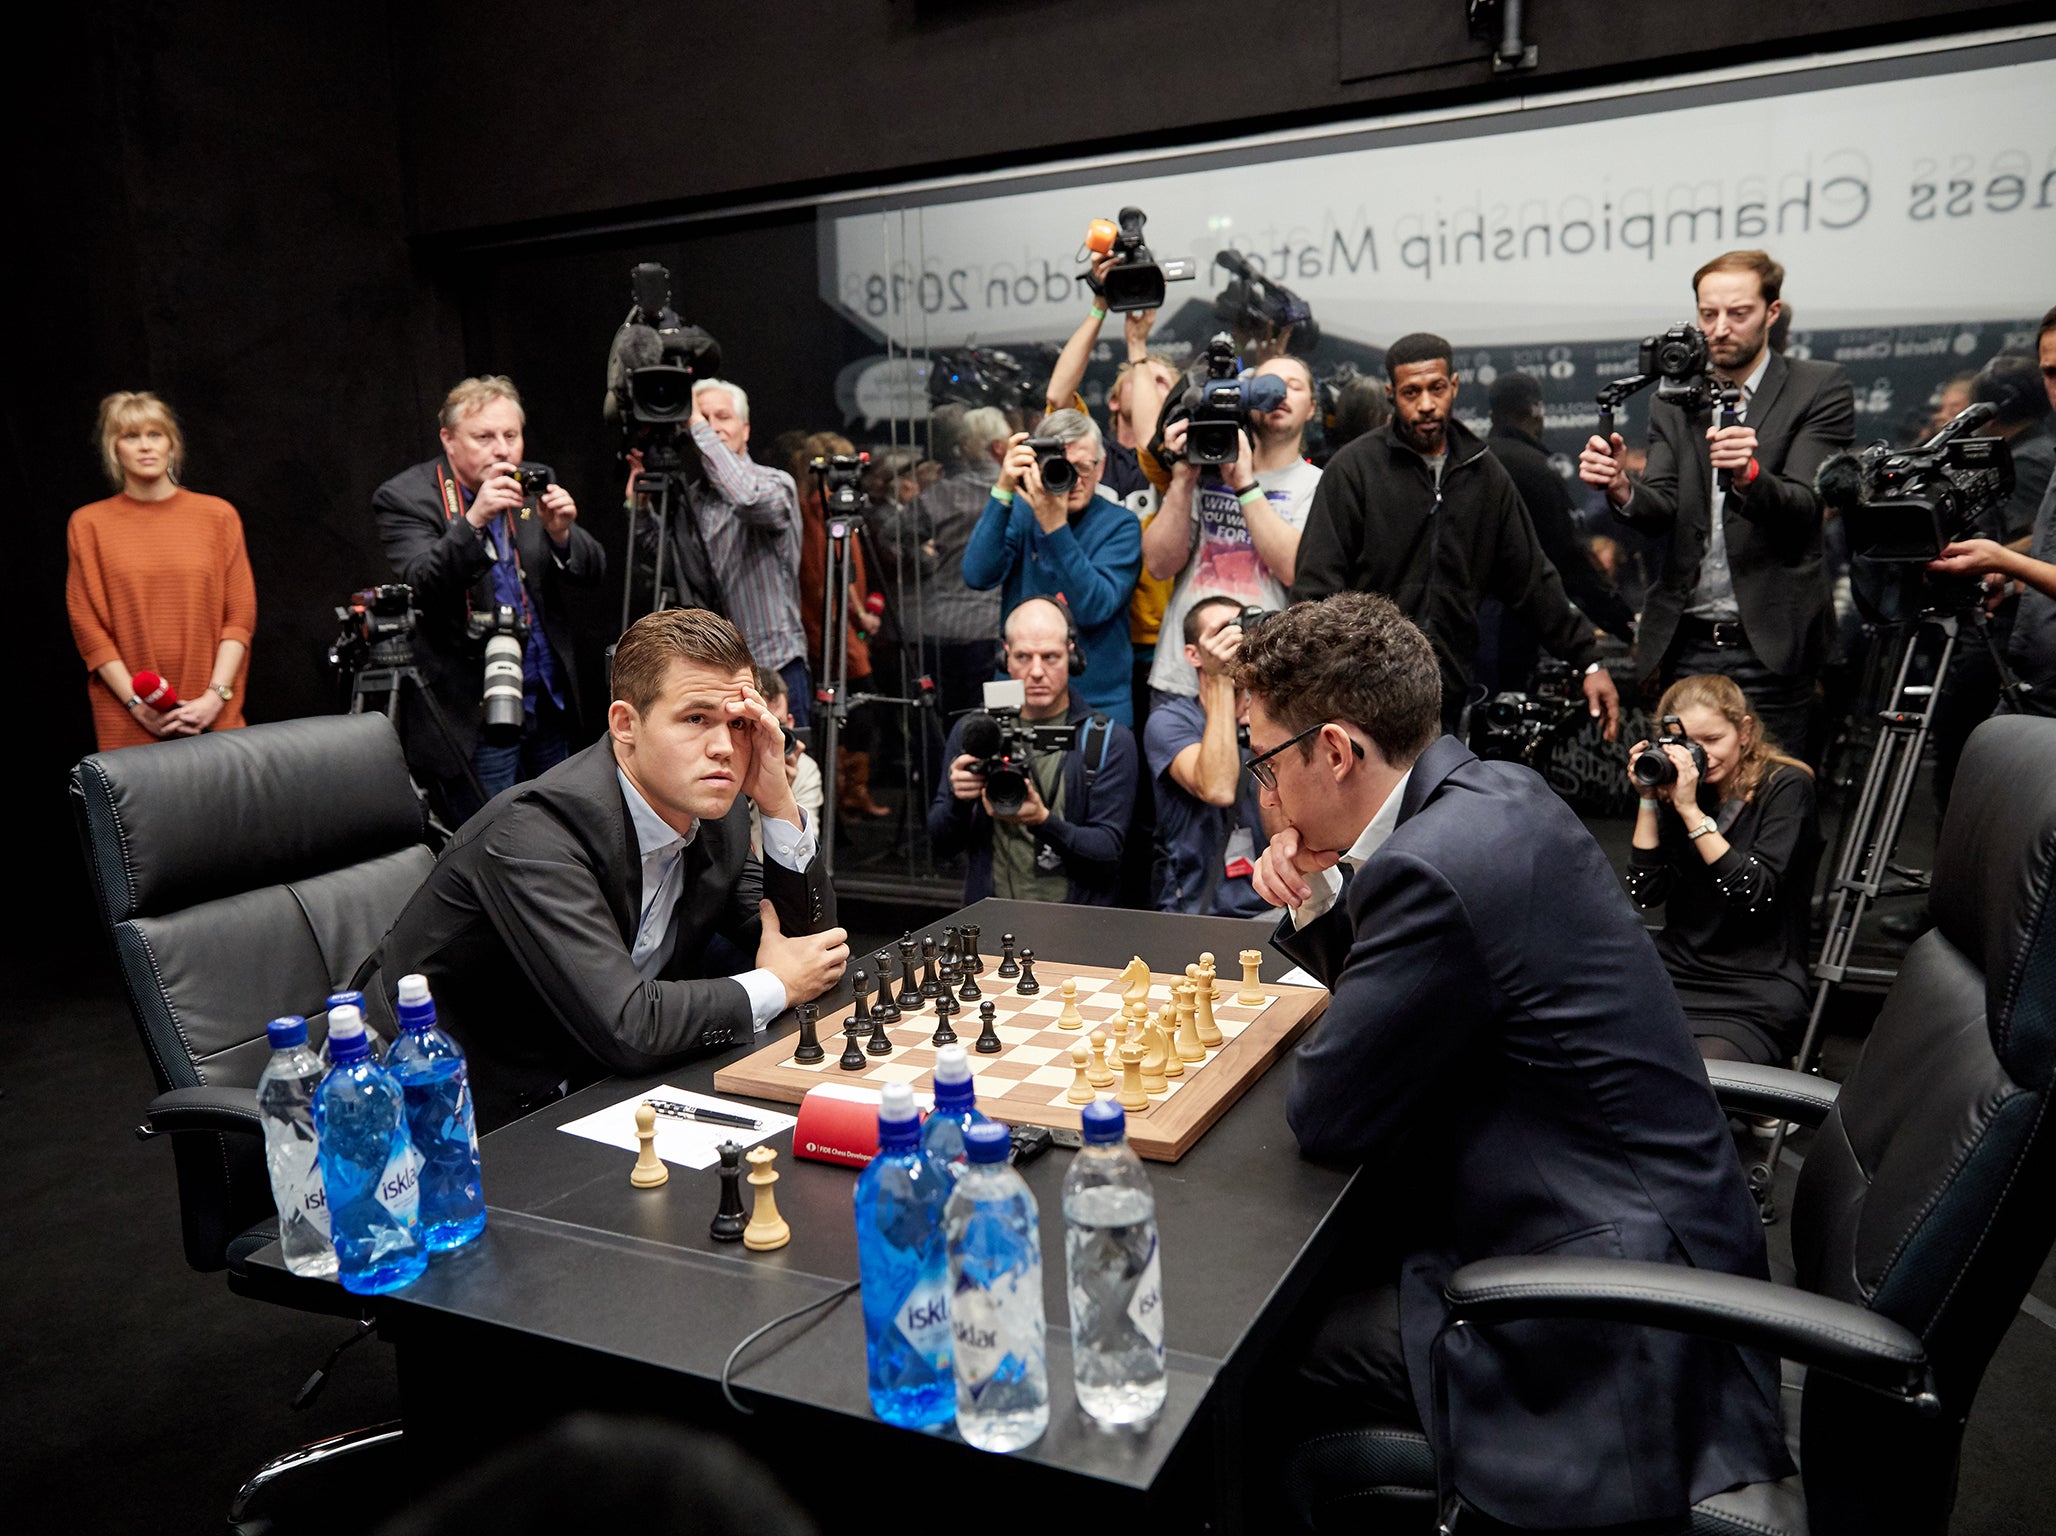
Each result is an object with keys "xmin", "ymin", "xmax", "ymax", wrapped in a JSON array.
[
  {"xmin": 1622, "ymin": 673, "xmax": 1822, "ymax": 1067},
  {"xmin": 66, "ymin": 391, "xmax": 256, "ymax": 751}
]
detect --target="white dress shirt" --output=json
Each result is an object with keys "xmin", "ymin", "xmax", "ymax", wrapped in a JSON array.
[
  {"xmin": 616, "ymin": 767, "xmax": 817, "ymax": 1031},
  {"xmin": 1287, "ymin": 767, "xmax": 1415, "ymax": 929}
]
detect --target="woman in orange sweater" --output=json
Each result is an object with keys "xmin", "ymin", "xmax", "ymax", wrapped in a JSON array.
[{"xmin": 66, "ymin": 392, "xmax": 257, "ymax": 751}]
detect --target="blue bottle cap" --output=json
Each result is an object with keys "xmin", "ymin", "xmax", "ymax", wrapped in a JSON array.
[
  {"xmin": 965, "ymin": 1120, "xmax": 1012, "ymax": 1164},
  {"xmin": 266, "ymin": 1015, "xmax": 308, "ymax": 1049},
  {"xmin": 326, "ymin": 1006, "xmax": 372, "ymax": 1064},
  {"xmin": 395, "ymin": 972, "xmax": 436, "ymax": 1032},
  {"xmin": 1079, "ymin": 1099, "xmax": 1127, "ymax": 1145},
  {"xmin": 326, "ymin": 991, "xmax": 365, "ymax": 1013}
]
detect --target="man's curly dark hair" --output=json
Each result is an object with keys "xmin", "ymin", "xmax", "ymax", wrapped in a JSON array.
[{"xmin": 1234, "ymin": 593, "xmax": 1441, "ymax": 769}]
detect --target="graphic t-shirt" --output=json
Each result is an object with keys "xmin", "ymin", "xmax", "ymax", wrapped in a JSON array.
[{"xmin": 1149, "ymin": 458, "xmax": 1321, "ymax": 698}]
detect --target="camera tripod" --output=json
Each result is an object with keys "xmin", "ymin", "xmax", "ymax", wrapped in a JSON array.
[
  {"xmin": 1749, "ymin": 598, "xmax": 2026, "ymax": 1220},
  {"xmin": 620, "ymin": 452, "xmax": 718, "ymax": 624},
  {"xmin": 348, "ymin": 641, "xmax": 483, "ymax": 843}
]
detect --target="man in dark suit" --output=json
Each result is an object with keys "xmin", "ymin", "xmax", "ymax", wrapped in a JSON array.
[
  {"xmin": 1581, "ymin": 250, "xmax": 1854, "ymax": 757},
  {"xmin": 1241, "ymin": 593, "xmax": 1788, "ymax": 1529},
  {"xmin": 364, "ymin": 608, "xmax": 848, "ymax": 1131},
  {"xmin": 373, "ymin": 375, "xmax": 608, "ymax": 825}
]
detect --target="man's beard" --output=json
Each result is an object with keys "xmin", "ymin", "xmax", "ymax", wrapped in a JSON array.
[
  {"xmin": 1254, "ymin": 415, "xmax": 1302, "ymax": 455},
  {"xmin": 1396, "ymin": 414, "xmax": 1446, "ymax": 453},
  {"xmin": 1712, "ymin": 328, "xmax": 1766, "ymax": 379}
]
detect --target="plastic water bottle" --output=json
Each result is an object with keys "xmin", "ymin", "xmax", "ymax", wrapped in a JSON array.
[
  {"xmin": 323, "ymin": 991, "xmax": 378, "ymax": 1062},
  {"xmin": 384, "ymin": 974, "xmax": 486, "ymax": 1252},
  {"xmin": 853, "ymin": 1081, "xmax": 955, "ymax": 1429},
  {"xmin": 945, "ymin": 1120, "xmax": 1049, "ymax": 1451},
  {"xmin": 919, "ymin": 1042, "xmax": 989, "ymax": 1179},
  {"xmin": 313, "ymin": 1006, "xmax": 426, "ymax": 1295},
  {"xmin": 254, "ymin": 1015, "xmax": 337, "ymax": 1279},
  {"xmin": 1063, "ymin": 1099, "xmax": 1167, "ymax": 1425}
]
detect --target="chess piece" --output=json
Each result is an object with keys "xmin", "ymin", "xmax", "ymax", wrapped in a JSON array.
[
  {"xmin": 1119, "ymin": 955, "xmax": 1151, "ymax": 1005},
  {"xmin": 871, "ymin": 950, "xmax": 901, "ymax": 1024},
  {"xmin": 1058, "ymin": 977, "xmax": 1083, "ymax": 1030},
  {"xmin": 1238, "ymin": 949, "xmax": 1265, "ymax": 1005},
  {"xmin": 975, "ymin": 999, "xmax": 1002, "ymax": 1054},
  {"xmin": 897, "ymin": 935, "xmax": 923, "ymax": 1012},
  {"xmin": 1193, "ymin": 964, "xmax": 1222, "ymax": 1048},
  {"xmin": 1088, "ymin": 1030, "xmax": 1114, "ymax": 1088},
  {"xmin": 961, "ymin": 924, "xmax": 983, "ymax": 976},
  {"xmin": 941, "ymin": 926, "xmax": 960, "ymax": 967},
  {"xmin": 1016, "ymin": 949, "xmax": 1039, "ymax": 995},
  {"xmin": 709, "ymin": 1140, "xmax": 747, "ymax": 1240},
  {"xmin": 867, "ymin": 1006, "xmax": 894, "ymax": 1055},
  {"xmin": 630, "ymin": 1103, "xmax": 668, "ymax": 1188},
  {"xmin": 838, "ymin": 1021, "xmax": 867, "ymax": 1071},
  {"xmin": 920, "ymin": 935, "xmax": 941, "ymax": 1000},
  {"xmin": 930, "ymin": 1007, "xmax": 959, "ymax": 1048},
  {"xmin": 1066, "ymin": 1040, "xmax": 1097, "ymax": 1104},
  {"xmin": 851, "ymin": 969, "xmax": 873, "ymax": 1033},
  {"xmin": 1140, "ymin": 1016, "xmax": 1169, "ymax": 1094},
  {"xmin": 957, "ymin": 962, "xmax": 981, "ymax": 1003},
  {"xmin": 1117, "ymin": 1041, "xmax": 1149, "ymax": 1112},
  {"xmin": 996, "ymin": 933, "xmax": 1019, "ymax": 979},
  {"xmin": 742, "ymin": 1145, "xmax": 791, "ymax": 1251},
  {"xmin": 1174, "ymin": 981, "xmax": 1205, "ymax": 1063},
  {"xmin": 1160, "ymin": 995, "xmax": 1186, "ymax": 1079},
  {"xmin": 1199, "ymin": 952, "xmax": 1224, "ymax": 1003},
  {"xmin": 934, "ymin": 957, "xmax": 960, "ymax": 1018},
  {"xmin": 792, "ymin": 1002, "xmax": 824, "ymax": 1065}
]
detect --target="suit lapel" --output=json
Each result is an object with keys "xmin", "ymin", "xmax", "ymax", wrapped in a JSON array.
[
  {"xmin": 1744, "ymin": 349, "xmax": 1790, "ymax": 433},
  {"xmin": 1397, "ymin": 735, "xmax": 1475, "ymax": 825}
]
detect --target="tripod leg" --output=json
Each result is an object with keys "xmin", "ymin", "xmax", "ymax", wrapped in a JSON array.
[{"xmin": 620, "ymin": 494, "xmax": 639, "ymax": 633}]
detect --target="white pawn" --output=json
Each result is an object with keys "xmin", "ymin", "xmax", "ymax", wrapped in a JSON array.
[
  {"xmin": 1066, "ymin": 1040, "xmax": 1096, "ymax": 1104},
  {"xmin": 1058, "ymin": 976, "xmax": 1084, "ymax": 1031}
]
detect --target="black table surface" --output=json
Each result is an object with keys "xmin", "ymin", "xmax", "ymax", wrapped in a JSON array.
[{"xmin": 260, "ymin": 899, "xmax": 1354, "ymax": 1498}]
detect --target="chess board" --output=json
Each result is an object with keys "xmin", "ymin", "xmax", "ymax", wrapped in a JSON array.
[{"xmin": 713, "ymin": 958, "xmax": 1328, "ymax": 1162}]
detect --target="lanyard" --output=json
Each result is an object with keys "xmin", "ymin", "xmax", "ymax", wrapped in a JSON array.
[{"xmin": 435, "ymin": 460, "xmax": 537, "ymax": 629}]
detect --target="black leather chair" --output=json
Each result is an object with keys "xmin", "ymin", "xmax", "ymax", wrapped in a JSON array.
[
  {"xmin": 1285, "ymin": 713, "xmax": 2056, "ymax": 1535},
  {"xmin": 71, "ymin": 713, "xmax": 434, "ymax": 1294}
]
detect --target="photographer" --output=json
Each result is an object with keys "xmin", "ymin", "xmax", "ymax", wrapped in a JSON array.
[
  {"xmin": 632, "ymin": 379, "xmax": 807, "ymax": 722},
  {"xmin": 373, "ymin": 376, "xmax": 605, "ymax": 823},
  {"xmin": 1293, "ymin": 333, "xmax": 1620, "ymax": 736},
  {"xmin": 960, "ymin": 410, "xmax": 1143, "ymax": 724},
  {"xmin": 1146, "ymin": 596, "xmax": 1273, "ymax": 917},
  {"xmin": 1041, "ymin": 252, "xmax": 1173, "ymax": 506},
  {"xmin": 926, "ymin": 597, "xmax": 1137, "ymax": 904},
  {"xmin": 1143, "ymin": 358, "xmax": 1320, "ymax": 705},
  {"xmin": 1622, "ymin": 675, "xmax": 1822, "ymax": 1068},
  {"xmin": 1579, "ymin": 250, "xmax": 1855, "ymax": 757}
]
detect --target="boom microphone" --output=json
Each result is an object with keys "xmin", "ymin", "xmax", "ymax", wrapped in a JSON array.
[
  {"xmin": 133, "ymin": 671, "xmax": 179, "ymax": 710},
  {"xmin": 1814, "ymin": 452, "xmax": 1867, "ymax": 514},
  {"xmin": 959, "ymin": 712, "xmax": 1004, "ymax": 760}
]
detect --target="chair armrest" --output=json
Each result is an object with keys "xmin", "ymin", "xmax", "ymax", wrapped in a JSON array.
[
  {"xmin": 1443, "ymin": 1256, "xmax": 1935, "ymax": 1408},
  {"xmin": 147, "ymin": 1085, "xmax": 265, "ymax": 1136},
  {"xmin": 1704, "ymin": 1061, "xmax": 1840, "ymax": 1128}
]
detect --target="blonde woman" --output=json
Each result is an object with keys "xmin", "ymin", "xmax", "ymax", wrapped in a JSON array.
[
  {"xmin": 65, "ymin": 392, "xmax": 256, "ymax": 750},
  {"xmin": 1624, "ymin": 673, "xmax": 1822, "ymax": 1067}
]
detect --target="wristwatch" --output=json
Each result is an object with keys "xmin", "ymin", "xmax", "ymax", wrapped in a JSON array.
[
  {"xmin": 210, "ymin": 683, "xmax": 233, "ymax": 702},
  {"xmin": 1687, "ymin": 816, "xmax": 1719, "ymax": 840},
  {"xmin": 1583, "ymin": 661, "xmax": 1605, "ymax": 676}
]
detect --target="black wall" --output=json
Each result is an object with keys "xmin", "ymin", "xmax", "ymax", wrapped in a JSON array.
[{"xmin": 17, "ymin": 1, "xmax": 2026, "ymax": 952}]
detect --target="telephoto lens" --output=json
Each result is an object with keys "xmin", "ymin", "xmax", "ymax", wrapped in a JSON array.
[{"xmin": 480, "ymin": 617, "xmax": 526, "ymax": 746}]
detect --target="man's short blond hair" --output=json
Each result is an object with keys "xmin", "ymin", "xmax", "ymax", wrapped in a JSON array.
[
  {"xmin": 439, "ymin": 375, "xmax": 525, "ymax": 431},
  {"xmin": 96, "ymin": 391, "xmax": 184, "ymax": 489}
]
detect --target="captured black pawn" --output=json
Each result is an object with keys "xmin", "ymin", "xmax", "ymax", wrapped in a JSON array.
[
  {"xmin": 897, "ymin": 934, "xmax": 923, "ymax": 1013},
  {"xmin": 792, "ymin": 1002, "xmax": 824, "ymax": 1065},
  {"xmin": 839, "ymin": 1016, "xmax": 867, "ymax": 1071},
  {"xmin": 997, "ymin": 933, "xmax": 1019, "ymax": 979},
  {"xmin": 710, "ymin": 1141, "xmax": 748, "ymax": 1241},
  {"xmin": 1016, "ymin": 948, "xmax": 1040, "ymax": 995},
  {"xmin": 975, "ymin": 999, "xmax": 1003, "ymax": 1054},
  {"xmin": 870, "ymin": 950, "xmax": 901, "ymax": 1024},
  {"xmin": 962, "ymin": 924, "xmax": 983, "ymax": 976}
]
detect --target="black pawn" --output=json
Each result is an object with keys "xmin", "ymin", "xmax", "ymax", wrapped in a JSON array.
[
  {"xmin": 930, "ymin": 1008, "xmax": 958, "ymax": 1048},
  {"xmin": 975, "ymin": 1000, "xmax": 1003, "ymax": 1054},
  {"xmin": 792, "ymin": 1002, "xmax": 824, "ymax": 1065},
  {"xmin": 898, "ymin": 936, "xmax": 924, "ymax": 1013},
  {"xmin": 958, "ymin": 964, "xmax": 981, "ymax": 1003},
  {"xmin": 997, "ymin": 933, "xmax": 1019, "ymax": 979},
  {"xmin": 867, "ymin": 1009, "xmax": 894, "ymax": 1056},
  {"xmin": 919, "ymin": 936, "xmax": 941, "ymax": 1001},
  {"xmin": 710, "ymin": 1142, "xmax": 749, "ymax": 1242},
  {"xmin": 962, "ymin": 924, "xmax": 983, "ymax": 976},
  {"xmin": 1016, "ymin": 948, "xmax": 1039, "ymax": 995},
  {"xmin": 935, "ymin": 954, "xmax": 959, "ymax": 1016},
  {"xmin": 871, "ymin": 950, "xmax": 901, "ymax": 1024},
  {"xmin": 839, "ymin": 1019, "xmax": 867, "ymax": 1071}
]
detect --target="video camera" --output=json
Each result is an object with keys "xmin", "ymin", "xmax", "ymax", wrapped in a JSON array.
[
  {"xmin": 811, "ymin": 452, "xmax": 871, "ymax": 518},
  {"xmin": 1083, "ymin": 206, "xmax": 1196, "ymax": 313},
  {"xmin": 1157, "ymin": 333, "xmax": 1290, "ymax": 467},
  {"xmin": 1468, "ymin": 658, "xmax": 1586, "ymax": 770},
  {"xmin": 329, "ymin": 583, "xmax": 420, "ymax": 679},
  {"xmin": 929, "ymin": 345, "xmax": 1032, "ymax": 413},
  {"xmin": 465, "ymin": 602, "xmax": 531, "ymax": 747},
  {"xmin": 1819, "ymin": 402, "xmax": 2014, "ymax": 564},
  {"xmin": 1213, "ymin": 250, "xmax": 1321, "ymax": 358},
  {"xmin": 605, "ymin": 261, "xmax": 723, "ymax": 433},
  {"xmin": 1629, "ymin": 714, "xmax": 1710, "ymax": 791},
  {"xmin": 958, "ymin": 681, "xmax": 1081, "ymax": 817}
]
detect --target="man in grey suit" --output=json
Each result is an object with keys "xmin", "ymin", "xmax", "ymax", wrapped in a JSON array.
[
  {"xmin": 1242, "ymin": 593, "xmax": 1787, "ymax": 1530},
  {"xmin": 366, "ymin": 608, "xmax": 848, "ymax": 1131},
  {"xmin": 1582, "ymin": 249, "xmax": 1855, "ymax": 757}
]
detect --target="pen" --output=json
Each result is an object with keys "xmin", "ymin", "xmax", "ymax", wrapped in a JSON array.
[{"xmin": 646, "ymin": 1098, "xmax": 762, "ymax": 1131}]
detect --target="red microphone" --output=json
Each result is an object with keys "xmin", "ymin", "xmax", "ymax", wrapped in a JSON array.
[{"xmin": 133, "ymin": 671, "xmax": 180, "ymax": 710}]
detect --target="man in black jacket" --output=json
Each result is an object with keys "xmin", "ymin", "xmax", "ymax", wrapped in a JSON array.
[
  {"xmin": 1485, "ymin": 370, "xmax": 1637, "ymax": 689},
  {"xmin": 1580, "ymin": 250, "xmax": 1854, "ymax": 756},
  {"xmin": 373, "ymin": 376, "xmax": 608, "ymax": 824},
  {"xmin": 364, "ymin": 609, "xmax": 847, "ymax": 1131},
  {"xmin": 1241, "ymin": 593, "xmax": 1788, "ymax": 1529},
  {"xmin": 1293, "ymin": 333, "xmax": 1619, "ymax": 737}
]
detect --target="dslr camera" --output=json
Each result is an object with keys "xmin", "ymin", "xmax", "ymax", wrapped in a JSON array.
[
  {"xmin": 1819, "ymin": 402, "xmax": 2014, "ymax": 564},
  {"xmin": 1162, "ymin": 333, "xmax": 1290, "ymax": 466},
  {"xmin": 1638, "ymin": 324, "xmax": 1720, "ymax": 414},
  {"xmin": 958, "ymin": 680, "xmax": 1081, "ymax": 817},
  {"xmin": 1083, "ymin": 206, "xmax": 1197, "ymax": 313},
  {"xmin": 1020, "ymin": 435, "xmax": 1077, "ymax": 495},
  {"xmin": 465, "ymin": 603, "xmax": 531, "ymax": 747},
  {"xmin": 329, "ymin": 583, "xmax": 421, "ymax": 679},
  {"xmin": 1468, "ymin": 658, "xmax": 1585, "ymax": 770},
  {"xmin": 1629, "ymin": 714, "xmax": 1709, "ymax": 791},
  {"xmin": 1213, "ymin": 249, "xmax": 1321, "ymax": 358}
]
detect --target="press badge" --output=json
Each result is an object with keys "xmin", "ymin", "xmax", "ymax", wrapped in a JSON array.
[{"xmin": 1223, "ymin": 826, "xmax": 1257, "ymax": 880}]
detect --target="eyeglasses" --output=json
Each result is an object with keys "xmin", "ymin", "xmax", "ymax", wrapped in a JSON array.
[{"xmin": 1246, "ymin": 721, "xmax": 1364, "ymax": 791}]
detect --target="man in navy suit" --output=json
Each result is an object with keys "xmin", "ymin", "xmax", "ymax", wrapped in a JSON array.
[{"xmin": 1242, "ymin": 592, "xmax": 1788, "ymax": 1530}]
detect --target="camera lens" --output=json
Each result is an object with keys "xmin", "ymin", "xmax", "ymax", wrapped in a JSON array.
[
  {"xmin": 1630, "ymin": 749, "xmax": 1677, "ymax": 789},
  {"xmin": 1039, "ymin": 453, "xmax": 1077, "ymax": 494},
  {"xmin": 984, "ymin": 764, "xmax": 1029, "ymax": 818},
  {"xmin": 481, "ymin": 632, "xmax": 526, "ymax": 747}
]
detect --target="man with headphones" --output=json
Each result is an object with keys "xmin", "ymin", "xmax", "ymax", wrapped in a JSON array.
[{"xmin": 927, "ymin": 596, "xmax": 1138, "ymax": 905}]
